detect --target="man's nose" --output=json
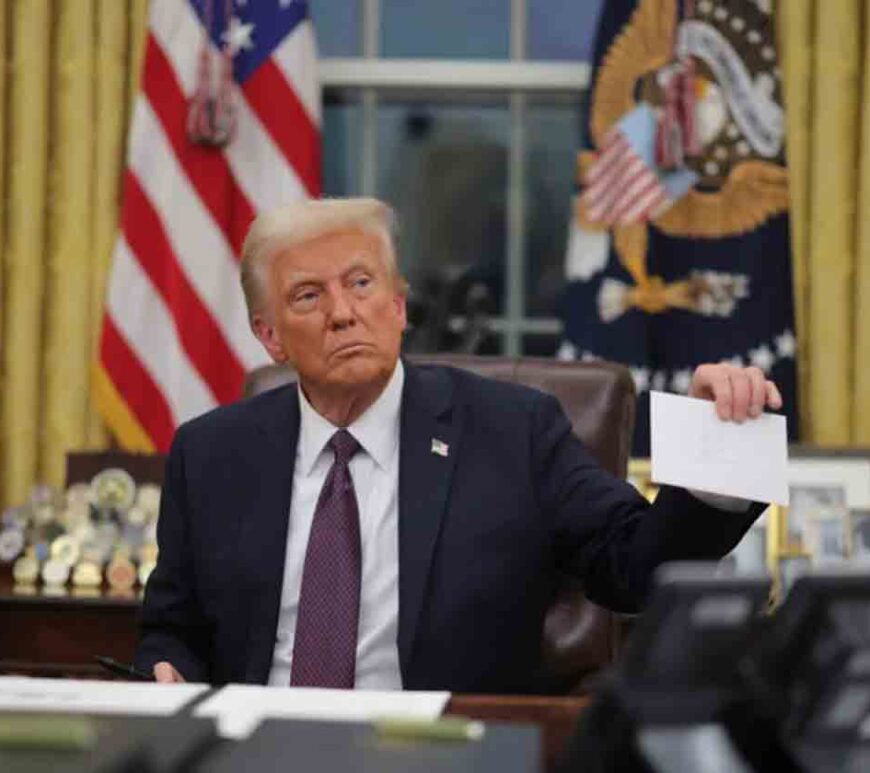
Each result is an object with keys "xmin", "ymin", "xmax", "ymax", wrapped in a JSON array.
[{"xmin": 326, "ymin": 287, "xmax": 355, "ymax": 329}]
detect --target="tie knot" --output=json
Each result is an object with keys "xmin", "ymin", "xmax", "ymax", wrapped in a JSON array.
[{"xmin": 329, "ymin": 429, "xmax": 360, "ymax": 465}]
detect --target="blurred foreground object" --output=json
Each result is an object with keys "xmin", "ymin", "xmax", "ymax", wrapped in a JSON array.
[{"xmin": 563, "ymin": 564, "xmax": 870, "ymax": 772}]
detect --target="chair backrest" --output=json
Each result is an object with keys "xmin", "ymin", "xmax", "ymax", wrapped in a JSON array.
[
  {"xmin": 244, "ymin": 355, "xmax": 637, "ymax": 693},
  {"xmin": 244, "ymin": 356, "xmax": 635, "ymax": 477}
]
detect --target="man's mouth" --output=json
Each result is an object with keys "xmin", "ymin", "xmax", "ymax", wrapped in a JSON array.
[{"xmin": 331, "ymin": 342, "xmax": 372, "ymax": 357}]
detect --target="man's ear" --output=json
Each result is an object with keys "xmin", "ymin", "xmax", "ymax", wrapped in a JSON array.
[
  {"xmin": 393, "ymin": 291, "xmax": 408, "ymax": 332},
  {"xmin": 252, "ymin": 313, "xmax": 288, "ymax": 363}
]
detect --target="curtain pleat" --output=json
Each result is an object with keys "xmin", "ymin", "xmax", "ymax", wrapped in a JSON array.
[
  {"xmin": 2, "ymin": 0, "xmax": 52, "ymax": 506},
  {"xmin": 807, "ymin": 0, "xmax": 860, "ymax": 443},
  {"xmin": 42, "ymin": 0, "xmax": 96, "ymax": 487},
  {"xmin": 781, "ymin": 0, "xmax": 870, "ymax": 444},
  {"xmin": 854, "ymin": 4, "xmax": 870, "ymax": 442},
  {"xmin": 0, "ymin": 3, "xmax": 7, "ymax": 388},
  {"xmin": 777, "ymin": 0, "xmax": 812, "ymax": 437},
  {"xmin": 87, "ymin": 0, "xmax": 128, "ymax": 448},
  {"xmin": 0, "ymin": 0, "xmax": 146, "ymax": 507}
]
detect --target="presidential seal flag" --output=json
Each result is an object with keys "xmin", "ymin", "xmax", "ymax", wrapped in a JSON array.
[
  {"xmin": 559, "ymin": 0, "xmax": 797, "ymax": 454},
  {"xmin": 95, "ymin": 0, "xmax": 320, "ymax": 452}
]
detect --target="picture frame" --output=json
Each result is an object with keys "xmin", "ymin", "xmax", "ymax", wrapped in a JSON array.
[
  {"xmin": 768, "ymin": 448, "xmax": 870, "ymax": 598},
  {"xmin": 786, "ymin": 484, "xmax": 849, "ymax": 562},
  {"xmin": 850, "ymin": 508, "xmax": 870, "ymax": 564}
]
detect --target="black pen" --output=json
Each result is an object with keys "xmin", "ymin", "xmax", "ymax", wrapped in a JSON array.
[{"xmin": 95, "ymin": 655, "xmax": 154, "ymax": 682}]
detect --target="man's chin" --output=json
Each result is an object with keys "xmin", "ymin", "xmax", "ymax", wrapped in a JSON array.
[{"xmin": 325, "ymin": 353, "xmax": 390, "ymax": 388}]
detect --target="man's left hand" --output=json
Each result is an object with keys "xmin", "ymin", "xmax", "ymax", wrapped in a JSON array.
[{"xmin": 689, "ymin": 363, "xmax": 782, "ymax": 423}]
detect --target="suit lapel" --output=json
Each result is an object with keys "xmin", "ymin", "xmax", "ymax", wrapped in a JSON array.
[
  {"xmin": 239, "ymin": 385, "xmax": 300, "ymax": 684},
  {"xmin": 398, "ymin": 361, "xmax": 462, "ymax": 679}
]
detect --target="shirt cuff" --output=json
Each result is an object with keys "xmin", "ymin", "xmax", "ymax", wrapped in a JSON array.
[{"xmin": 687, "ymin": 488, "xmax": 752, "ymax": 513}]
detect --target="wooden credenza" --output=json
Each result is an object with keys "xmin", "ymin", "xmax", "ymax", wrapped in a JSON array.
[{"xmin": 0, "ymin": 575, "xmax": 141, "ymax": 678}]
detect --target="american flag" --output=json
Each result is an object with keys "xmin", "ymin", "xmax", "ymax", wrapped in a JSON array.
[
  {"xmin": 582, "ymin": 127, "xmax": 669, "ymax": 225},
  {"xmin": 580, "ymin": 104, "xmax": 691, "ymax": 227},
  {"xmin": 95, "ymin": 0, "xmax": 319, "ymax": 452}
]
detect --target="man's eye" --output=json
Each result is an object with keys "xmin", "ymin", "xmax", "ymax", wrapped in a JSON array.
[
  {"xmin": 292, "ymin": 290, "xmax": 319, "ymax": 308},
  {"xmin": 353, "ymin": 276, "xmax": 372, "ymax": 289}
]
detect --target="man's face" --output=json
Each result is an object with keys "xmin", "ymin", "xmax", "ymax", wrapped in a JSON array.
[{"xmin": 253, "ymin": 228, "xmax": 407, "ymax": 394}]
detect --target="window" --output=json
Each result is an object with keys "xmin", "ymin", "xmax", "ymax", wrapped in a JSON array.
[{"xmin": 312, "ymin": 0, "xmax": 602, "ymax": 355}]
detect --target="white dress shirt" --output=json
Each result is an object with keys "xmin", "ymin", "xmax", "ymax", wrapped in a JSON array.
[{"xmin": 268, "ymin": 361, "xmax": 404, "ymax": 689}]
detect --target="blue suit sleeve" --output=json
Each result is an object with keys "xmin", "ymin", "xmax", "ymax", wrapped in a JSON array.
[
  {"xmin": 134, "ymin": 427, "xmax": 212, "ymax": 682},
  {"xmin": 532, "ymin": 392, "xmax": 764, "ymax": 613}
]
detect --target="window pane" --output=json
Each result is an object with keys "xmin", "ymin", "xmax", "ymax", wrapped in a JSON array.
[
  {"xmin": 377, "ymin": 100, "xmax": 510, "ymax": 352},
  {"xmin": 524, "ymin": 97, "xmax": 584, "ymax": 316},
  {"xmin": 381, "ymin": 0, "xmax": 509, "ymax": 59},
  {"xmin": 310, "ymin": 0, "xmax": 361, "ymax": 57},
  {"xmin": 323, "ymin": 92, "xmax": 362, "ymax": 197},
  {"xmin": 529, "ymin": 0, "xmax": 603, "ymax": 61}
]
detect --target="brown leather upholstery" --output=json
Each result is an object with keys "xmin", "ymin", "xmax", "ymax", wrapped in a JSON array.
[{"xmin": 244, "ymin": 356, "xmax": 636, "ymax": 693}]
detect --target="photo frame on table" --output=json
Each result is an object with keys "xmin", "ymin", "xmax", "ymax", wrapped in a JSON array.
[
  {"xmin": 787, "ymin": 484, "xmax": 849, "ymax": 563},
  {"xmin": 851, "ymin": 508, "xmax": 870, "ymax": 563},
  {"xmin": 775, "ymin": 448, "xmax": 870, "ymax": 577}
]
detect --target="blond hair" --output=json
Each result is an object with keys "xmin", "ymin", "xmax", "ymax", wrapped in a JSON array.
[{"xmin": 240, "ymin": 197, "xmax": 407, "ymax": 321}]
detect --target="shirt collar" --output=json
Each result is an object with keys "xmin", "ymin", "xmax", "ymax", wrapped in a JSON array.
[{"xmin": 297, "ymin": 360, "xmax": 404, "ymax": 475}]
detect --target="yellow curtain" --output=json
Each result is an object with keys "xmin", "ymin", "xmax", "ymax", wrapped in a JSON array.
[
  {"xmin": 0, "ymin": 0, "xmax": 149, "ymax": 508},
  {"xmin": 780, "ymin": 0, "xmax": 870, "ymax": 444}
]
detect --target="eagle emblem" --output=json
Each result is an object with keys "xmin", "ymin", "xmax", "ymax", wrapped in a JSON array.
[{"xmin": 573, "ymin": 0, "xmax": 789, "ymax": 322}]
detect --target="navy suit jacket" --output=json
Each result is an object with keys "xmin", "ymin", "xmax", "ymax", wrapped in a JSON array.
[{"xmin": 135, "ymin": 361, "xmax": 762, "ymax": 692}]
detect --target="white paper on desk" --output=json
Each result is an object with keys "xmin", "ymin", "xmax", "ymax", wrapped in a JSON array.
[
  {"xmin": 650, "ymin": 391, "xmax": 789, "ymax": 506},
  {"xmin": 194, "ymin": 685, "xmax": 451, "ymax": 739},
  {"xmin": 0, "ymin": 676, "xmax": 207, "ymax": 715}
]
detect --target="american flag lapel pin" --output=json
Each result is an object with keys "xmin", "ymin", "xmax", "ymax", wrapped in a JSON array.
[{"xmin": 431, "ymin": 438, "xmax": 449, "ymax": 457}]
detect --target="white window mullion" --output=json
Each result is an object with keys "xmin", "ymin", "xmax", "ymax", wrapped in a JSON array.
[
  {"xmin": 360, "ymin": 0, "xmax": 380, "ymax": 197},
  {"xmin": 319, "ymin": 59, "xmax": 590, "ymax": 91}
]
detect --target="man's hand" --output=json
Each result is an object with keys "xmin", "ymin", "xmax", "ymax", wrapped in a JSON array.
[
  {"xmin": 689, "ymin": 363, "xmax": 783, "ymax": 422},
  {"xmin": 153, "ymin": 661, "xmax": 186, "ymax": 683}
]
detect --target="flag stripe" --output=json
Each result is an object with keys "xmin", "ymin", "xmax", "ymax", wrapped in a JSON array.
[
  {"xmin": 586, "ymin": 136, "xmax": 629, "ymax": 183},
  {"xmin": 608, "ymin": 172, "xmax": 660, "ymax": 221},
  {"xmin": 100, "ymin": 318, "xmax": 176, "ymax": 452},
  {"xmin": 143, "ymin": 33, "xmax": 255, "ymax": 255},
  {"xmin": 127, "ymin": 98, "xmax": 266, "ymax": 370},
  {"xmin": 227, "ymin": 91, "xmax": 309, "ymax": 212},
  {"xmin": 272, "ymin": 21, "xmax": 321, "ymax": 127},
  {"xmin": 121, "ymin": 170, "xmax": 246, "ymax": 403},
  {"xmin": 585, "ymin": 156, "xmax": 645, "ymax": 221},
  {"xmin": 242, "ymin": 58, "xmax": 321, "ymax": 196},
  {"xmin": 107, "ymin": 237, "xmax": 217, "ymax": 426},
  {"xmin": 585, "ymin": 151, "xmax": 643, "ymax": 206}
]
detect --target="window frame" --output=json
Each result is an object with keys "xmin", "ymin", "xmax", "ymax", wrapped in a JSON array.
[{"xmin": 320, "ymin": 0, "xmax": 591, "ymax": 354}]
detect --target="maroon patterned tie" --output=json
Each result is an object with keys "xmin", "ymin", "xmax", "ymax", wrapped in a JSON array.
[{"xmin": 290, "ymin": 429, "xmax": 362, "ymax": 688}]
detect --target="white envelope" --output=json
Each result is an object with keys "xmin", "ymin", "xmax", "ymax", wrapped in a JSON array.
[{"xmin": 650, "ymin": 391, "xmax": 789, "ymax": 506}]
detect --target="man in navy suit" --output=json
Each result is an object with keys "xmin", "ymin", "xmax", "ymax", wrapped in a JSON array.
[{"xmin": 136, "ymin": 198, "xmax": 782, "ymax": 692}]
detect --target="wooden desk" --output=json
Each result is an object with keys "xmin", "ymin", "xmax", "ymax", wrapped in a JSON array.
[
  {"xmin": 447, "ymin": 694, "xmax": 589, "ymax": 771},
  {"xmin": 0, "ymin": 577, "xmax": 589, "ymax": 770}
]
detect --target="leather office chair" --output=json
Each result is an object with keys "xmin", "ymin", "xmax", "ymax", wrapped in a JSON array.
[{"xmin": 244, "ymin": 355, "xmax": 637, "ymax": 694}]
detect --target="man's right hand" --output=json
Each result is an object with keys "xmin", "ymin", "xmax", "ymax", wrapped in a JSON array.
[{"xmin": 153, "ymin": 661, "xmax": 186, "ymax": 683}]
